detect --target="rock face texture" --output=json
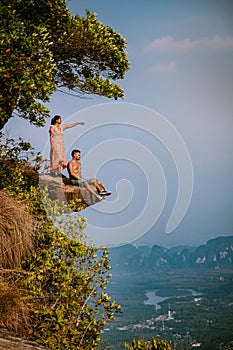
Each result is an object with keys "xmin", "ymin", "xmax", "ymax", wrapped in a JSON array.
[
  {"xmin": 39, "ymin": 174, "xmax": 104, "ymax": 211},
  {"xmin": 0, "ymin": 329, "xmax": 49, "ymax": 350}
]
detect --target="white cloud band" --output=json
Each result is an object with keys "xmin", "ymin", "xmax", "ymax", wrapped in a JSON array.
[{"xmin": 145, "ymin": 35, "xmax": 233, "ymax": 54}]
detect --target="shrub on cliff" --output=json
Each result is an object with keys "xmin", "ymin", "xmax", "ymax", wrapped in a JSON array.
[
  {"xmin": 0, "ymin": 136, "xmax": 120, "ymax": 349},
  {"xmin": 125, "ymin": 337, "xmax": 173, "ymax": 350}
]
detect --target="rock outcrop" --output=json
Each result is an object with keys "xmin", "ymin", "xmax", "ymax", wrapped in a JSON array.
[
  {"xmin": 39, "ymin": 174, "xmax": 104, "ymax": 211},
  {"xmin": 0, "ymin": 329, "xmax": 49, "ymax": 350}
]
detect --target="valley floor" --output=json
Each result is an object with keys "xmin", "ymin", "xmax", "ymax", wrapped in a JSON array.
[{"xmin": 99, "ymin": 267, "xmax": 233, "ymax": 350}]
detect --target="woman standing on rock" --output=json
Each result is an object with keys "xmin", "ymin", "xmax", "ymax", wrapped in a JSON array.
[{"xmin": 48, "ymin": 115, "xmax": 84, "ymax": 174}]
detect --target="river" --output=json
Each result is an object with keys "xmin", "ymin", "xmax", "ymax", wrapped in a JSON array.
[{"xmin": 144, "ymin": 289, "xmax": 203, "ymax": 310}]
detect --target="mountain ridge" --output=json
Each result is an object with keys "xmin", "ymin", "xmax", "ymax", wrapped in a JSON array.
[{"xmin": 109, "ymin": 235, "xmax": 233, "ymax": 270}]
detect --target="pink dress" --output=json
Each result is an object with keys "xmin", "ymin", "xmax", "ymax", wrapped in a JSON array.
[{"xmin": 49, "ymin": 124, "xmax": 67, "ymax": 172}]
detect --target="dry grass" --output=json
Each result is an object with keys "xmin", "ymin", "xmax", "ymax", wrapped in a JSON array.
[
  {"xmin": 0, "ymin": 190, "xmax": 34, "ymax": 269},
  {"xmin": 0, "ymin": 278, "xmax": 29, "ymax": 336},
  {"xmin": 0, "ymin": 190, "xmax": 34, "ymax": 335}
]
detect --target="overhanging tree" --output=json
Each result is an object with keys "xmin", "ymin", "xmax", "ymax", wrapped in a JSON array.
[{"xmin": 0, "ymin": 0, "xmax": 129, "ymax": 129}]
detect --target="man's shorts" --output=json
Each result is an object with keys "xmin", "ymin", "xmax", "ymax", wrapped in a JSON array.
[{"xmin": 71, "ymin": 179, "xmax": 93, "ymax": 187}]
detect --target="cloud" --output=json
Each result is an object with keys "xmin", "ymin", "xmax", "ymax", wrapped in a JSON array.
[
  {"xmin": 147, "ymin": 61, "xmax": 176, "ymax": 74},
  {"xmin": 145, "ymin": 35, "xmax": 233, "ymax": 54}
]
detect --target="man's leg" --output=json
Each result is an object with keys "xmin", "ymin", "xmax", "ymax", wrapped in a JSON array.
[
  {"xmin": 71, "ymin": 179, "xmax": 102, "ymax": 199},
  {"xmin": 91, "ymin": 178, "xmax": 111, "ymax": 196},
  {"xmin": 83, "ymin": 179, "xmax": 101, "ymax": 198},
  {"xmin": 71, "ymin": 178, "xmax": 110, "ymax": 197},
  {"xmin": 91, "ymin": 178, "xmax": 104, "ymax": 192}
]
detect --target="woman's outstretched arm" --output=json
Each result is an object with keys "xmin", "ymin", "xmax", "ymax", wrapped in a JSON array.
[{"xmin": 63, "ymin": 121, "xmax": 84, "ymax": 130}]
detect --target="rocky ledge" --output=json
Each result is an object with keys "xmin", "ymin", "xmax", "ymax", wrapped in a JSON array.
[
  {"xmin": 39, "ymin": 174, "xmax": 104, "ymax": 211},
  {"xmin": 0, "ymin": 329, "xmax": 49, "ymax": 350}
]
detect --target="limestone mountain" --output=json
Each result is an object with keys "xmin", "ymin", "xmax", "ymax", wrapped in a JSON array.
[{"xmin": 109, "ymin": 236, "xmax": 233, "ymax": 271}]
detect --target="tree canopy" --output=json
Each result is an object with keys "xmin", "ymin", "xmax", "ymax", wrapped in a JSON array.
[{"xmin": 0, "ymin": 0, "xmax": 129, "ymax": 129}]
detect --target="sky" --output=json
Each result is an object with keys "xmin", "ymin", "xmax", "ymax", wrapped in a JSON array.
[{"xmin": 4, "ymin": 0, "xmax": 233, "ymax": 248}]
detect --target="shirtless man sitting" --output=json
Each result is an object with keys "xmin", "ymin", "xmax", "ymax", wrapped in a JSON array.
[{"xmin": 67, "ymin": 149, "xmax": 111, "ymax": 198}]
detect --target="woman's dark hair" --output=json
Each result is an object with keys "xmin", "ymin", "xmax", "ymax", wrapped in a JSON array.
[{"xmin": 51, "ymin": 115, "xmax": 61, "ymax": 125}]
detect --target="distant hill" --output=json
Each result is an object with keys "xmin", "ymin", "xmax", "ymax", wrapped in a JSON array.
[{"xmin": 109, "ymin": 236, "xmax": 233, "ymax": 271}]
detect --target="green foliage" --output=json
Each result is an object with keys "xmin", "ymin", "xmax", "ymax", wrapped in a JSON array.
[
  {"xmin": 0, "ymin": 0, "xmax": 129, "ymax": 129},
  {"xmin": 0, "ymin": 133, "xmax": 42, "ymax": 197},
  {"xmin": 23, "ymin": 210, "xmax": 120, "ymax": 349},
  {"xmin": 0, "ymin": 135, "xmax": 121, "ymax": 349},
  {"xmin": 55, "ymin": 10, "xmax": 129, "ymax": 99},
  {"xmin": 124, "ymin": 337, "xmax": 173, "ymax": 350},
  {"xmin": 0, "ymin": 1, "xmax": 57, "ymax": 129}
]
